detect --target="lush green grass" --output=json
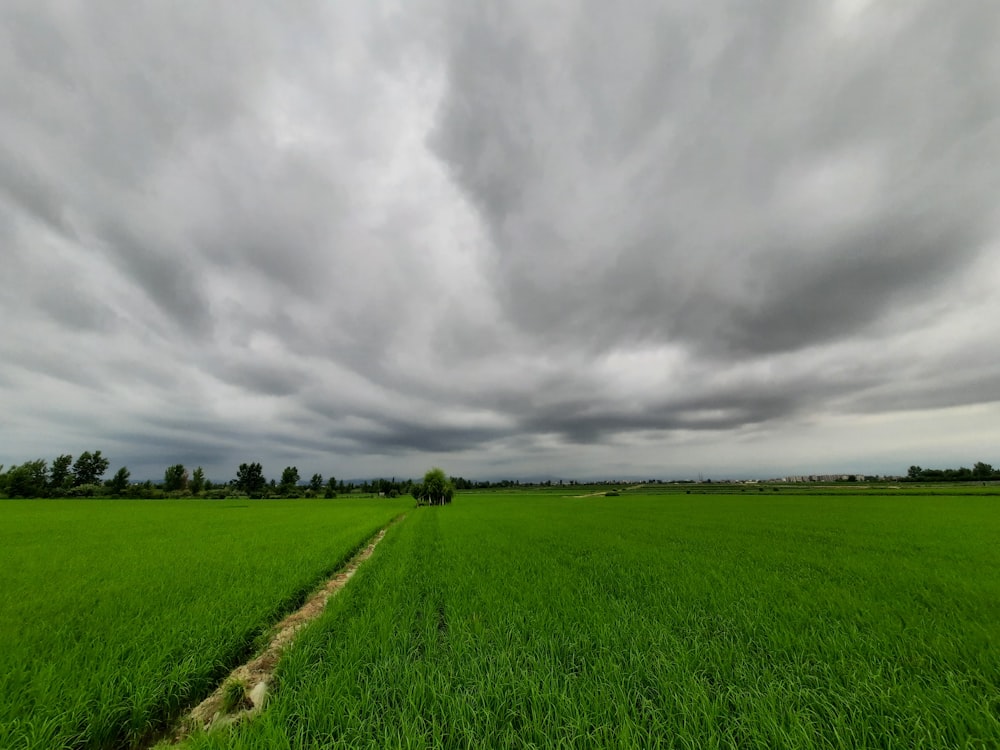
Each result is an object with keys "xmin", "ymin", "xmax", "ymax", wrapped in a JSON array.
[
  {"xmin": 187, "ymin": 492, "xmax": 1000, "ymax": 749},
  {"xmin": 5, "ymin": 492, "xmax": 998, "ymax": 749},
  {"xmin": 0, "ymin": 497, "xmax": 409, "ymax": 749}
]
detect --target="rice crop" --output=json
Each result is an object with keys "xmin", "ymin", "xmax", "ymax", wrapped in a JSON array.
[
  {"xmin": 0, "ymin": 497, "xmax": 408, "ymax": 749},
  {"xmin": 186, "ymin": 491, "xmax": 1000, "ymax": 749}
]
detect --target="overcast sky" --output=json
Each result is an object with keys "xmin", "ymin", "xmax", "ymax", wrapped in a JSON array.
[{"xmin": 2, "ymin": 1, "xmax": 999, "ymax": 482}]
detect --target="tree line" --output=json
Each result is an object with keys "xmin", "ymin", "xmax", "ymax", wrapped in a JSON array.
[
  {"xmin": 0, "ymin": 452, "xmax": 399, "ymax": 499},
  {"xmin": 0, "ymin": 451, "xmax": 117, "ymax": 498},
  {"xmin": 9, "ymin": 452, "xmax": 995, "ymax": 499},
  {"xmin": 0, "ymin": 451, "xmax": 460, "ymax": 500},
  {"xmin": 905, "ymin": 462, "xmax": 999, "ymax": 482}
]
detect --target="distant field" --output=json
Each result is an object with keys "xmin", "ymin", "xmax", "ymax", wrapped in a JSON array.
[
  {"xmin": 526, "ymin": 481, "xmax": 1000, "ymax": 497},
  {"xmin": 0, "ymin": 497, "xmax": 409, "ymax": 749},
  {"xmin": 186, "ymin": 491, "xmax": 1000, "ymax": 749}
]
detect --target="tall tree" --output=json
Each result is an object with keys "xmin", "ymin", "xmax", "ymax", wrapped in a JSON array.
[
  {"xmin": 50, "ymin": 454, "xmax": 73, "ymax": 493},
  {"xmin": 309, "ymin": 473, "xmax": 323, "ymax": 493},
  {"xmin": 164, "ymin": 464, "xmax": 188, "ymax": 492},
  {"xmin": 109, "ymin": 467, "xmax": 131, "ymax": 496},
  {"xmin": 324, "ymin": 475, "xmax": 338, "ymax": 498},
  {"xmin": 73, "ymin": 451, "xmax": 109, "ymax": 486},
  {"xmin": 235, "ymin": 462, "xmax": 266, "ymax": 495},
  {"xmin": 6, "ymin": 459, "xmax": 49, "ymax": 498},
  {"xmin": 190, "ymin": 466, "xmax": 206, "ymax": 494},
  {"xmin": 279, "ymin": 466, "xmax": 300, "ymax": 495}
]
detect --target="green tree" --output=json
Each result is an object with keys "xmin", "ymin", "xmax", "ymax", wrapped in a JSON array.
[
  {"xmin": 50, "ymin": 454, "xmax": 73, "ymax": 494},
  {"xmin": 73, "ymin": 451, "xmax": 109, "ymax": 486},
  {"xmin": 279, "ymin": 466, "xmax": 300, "ymax": 495},
  {"xmin": 6, "ymin": 459, "xmax": 49, "ymax": 498},
  {"xmin": 972, "ymin": 461, "xmax": 994, "ymax": 480},
  {"xmin": 190, "ymin": 466, "xmax": 206, "ymax": 494},
  {"xmin": 235, "ymin": 462, "xmax": 266, "ymax": 496},
  {"xmin": 415, "ymin": 467, "xmax": 454, "ymax": 506},
  {"xmin": 109, "ymin": 467, "xmax": 131, "ymax": 496},
  {"xmin": 164, "ymin": 464, "xmax": 189, "ymax": 493},
  {"xmin": 309, "ymin": 473, "xmax": 323, "ymax": 493}
]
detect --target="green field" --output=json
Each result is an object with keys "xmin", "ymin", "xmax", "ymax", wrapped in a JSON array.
[
  {"xmin": 0, "ymin": 498, "xmax": 409, "ymax": 749},
  {"xmin": 3, "ymin": 491, "xmax": 999, "ymax": 748}
]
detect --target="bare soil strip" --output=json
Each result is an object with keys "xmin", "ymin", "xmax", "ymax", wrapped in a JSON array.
[
  {"xmin": 156, "ymin": 519, "xmax": 400, "ymax": 746},
  {"xmin": 568, "ymin": 484, "xmax": 646, "ymax": 498}
]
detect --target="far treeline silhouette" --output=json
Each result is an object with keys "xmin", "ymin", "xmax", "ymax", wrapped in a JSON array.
[
  {"xmin": 906, "ymin": 462, "xmax": 999, "ymax": 482},
  {"xmin": 2, "ymin": 451, "xmax": 998, "ymax": 499},
  {"xmin": 0, "ymin": 452, "xmax": 468, "ymax": 500}
]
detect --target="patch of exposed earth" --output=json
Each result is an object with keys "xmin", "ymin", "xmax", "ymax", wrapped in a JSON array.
[{"xmin": 568, "ymin": 484, "xmax": 646, "ymax": 497}]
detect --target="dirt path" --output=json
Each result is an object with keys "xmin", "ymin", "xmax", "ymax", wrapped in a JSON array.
[
  {"xmin": 155, "ymin": 519, "xmax": 401, "ymax": 746},
  {"xmin": 567, "ymin": 484, "xmax": 646, "ymax": 498}
]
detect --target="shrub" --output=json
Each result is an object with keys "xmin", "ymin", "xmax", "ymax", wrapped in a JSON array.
[
  {"xmin": 67, "ymin": 483, "xmax": 104, "ymax": 498},
  {"xmin": 221, "ymin": 678, "xmax": 250, "ymax": 713}
]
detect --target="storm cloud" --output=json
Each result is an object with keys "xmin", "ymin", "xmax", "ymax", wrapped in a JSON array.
[{"xmin": 2, "ymin": 0, "xmax": 999, "ymax": 481}]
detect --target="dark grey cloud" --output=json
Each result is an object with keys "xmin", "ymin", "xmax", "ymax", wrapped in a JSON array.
[
  {"xmin": 32, "ymin": 279, "xmax": 120, "ymax": 333},
  {"xmin": 1, "ymin": 0, "xmax": 999, "ymax": 482},
  {"xmin": 433, "ymin": 0, "xmax": 1000, "ymax": 356},
  {"xmin": 109, "ymin": 431, "xmax": 240, "ymax": 477},
  {"xmin": 725, "ymin": 214, "xmax": 976, "ymax": 355},
  {"xmin": 213, "ymin": 359, "xmax": 308, "ymax": 398},
  {"xmin": 336, "ymin": 419, "xmax": 510, "ymax": 456}
]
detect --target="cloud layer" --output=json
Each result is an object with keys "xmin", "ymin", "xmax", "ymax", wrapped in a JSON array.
[{"xmin": 2, "ymin": 0, "xmax": 999, "ymax": 481}]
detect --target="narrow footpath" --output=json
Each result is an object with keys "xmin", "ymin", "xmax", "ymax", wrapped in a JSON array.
[{"xmin": 155, "ymin": 518, "xmax": 401, "ymax": 746}]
